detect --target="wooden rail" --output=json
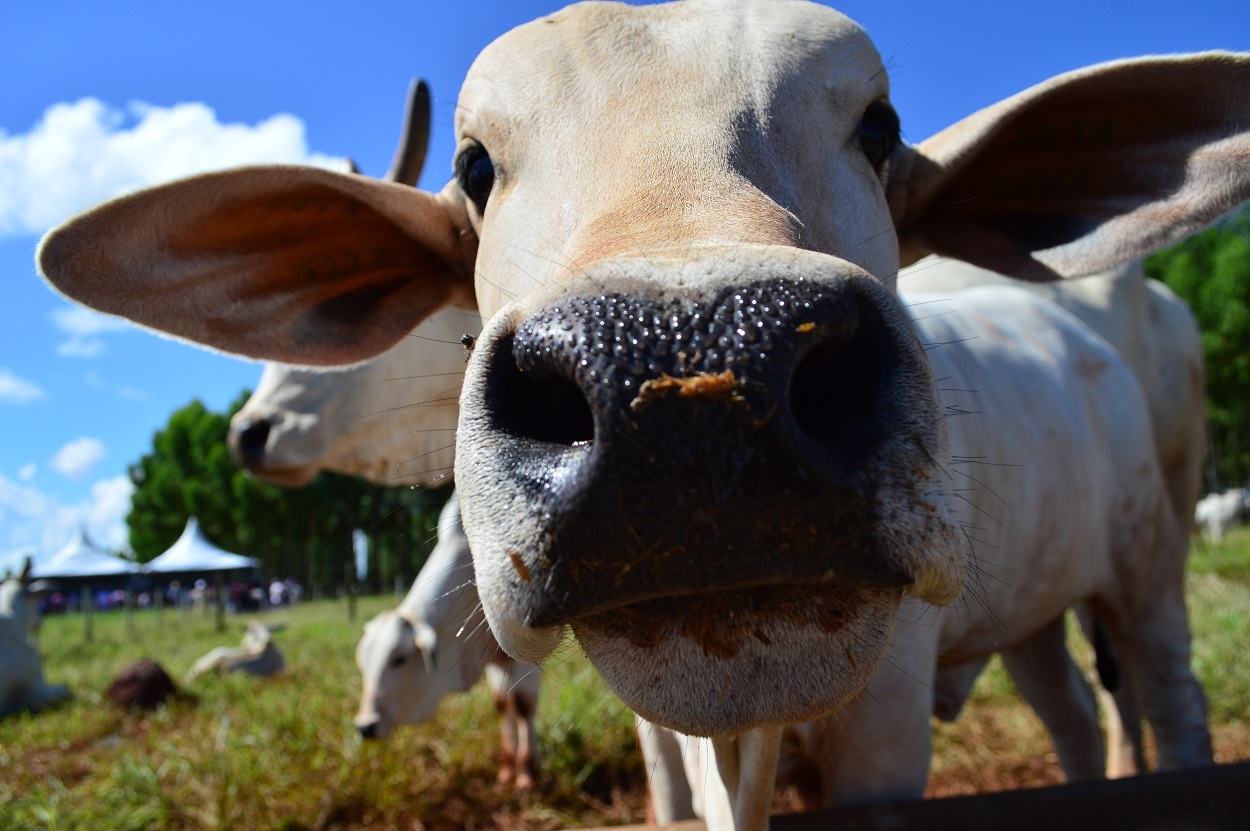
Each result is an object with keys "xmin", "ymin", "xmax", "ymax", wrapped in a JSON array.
[{"xmin": 580, "ymin": 760, "xmax": 1250, "ymax": 831}]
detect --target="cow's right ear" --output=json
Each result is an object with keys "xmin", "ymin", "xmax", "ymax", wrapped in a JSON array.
[{"xmin": 37, "ymin": 166, "xmax": 478, "ymax": 366}]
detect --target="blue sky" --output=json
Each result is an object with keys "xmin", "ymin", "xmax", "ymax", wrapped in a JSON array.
[{"xmin": 2, "ymin": 0, "xmax": 1248, "ymax": 567}]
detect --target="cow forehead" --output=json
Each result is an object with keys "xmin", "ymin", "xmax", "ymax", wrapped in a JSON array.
[
  {"xmin": 457, "ymin": 0, "xmax": 896, "ymax": 311},
  {"xmin": 461, "ymin": 0, "xmax": 883, "ymax": 142}
]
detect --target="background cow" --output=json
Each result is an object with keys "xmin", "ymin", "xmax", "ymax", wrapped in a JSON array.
[
  {"xmin": 36, "ymin": 1, "xmax": 1250, "ymax": 827},
  {"xmin": 354, "ymin": 493, "xmax": 541, "ymax": 789},
  {"xmin": 0, "ymin": 560, "xmax": 70, "ymax": 719},
  {"xmin": 188, "ymin": 621, "xmax": 286, "ymax": 680}
]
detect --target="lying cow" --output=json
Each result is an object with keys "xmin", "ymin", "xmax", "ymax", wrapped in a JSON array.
[
  {"xmin": 37, "ymin": 1, "xmax": 1250, "ymax": 827},
  {"xmin": 355, "ymin": 492, "xmax": 541, "ymax": 789},
  {"xmin": 188, "ymin": 621, "xmax": 286, "ymax": 680},
  {"xmin": 1194, "ymin": 488, "xmax": 1250, "ymax": 542},
  {"xmin": 0, "ymin": 560, "xmax": 70, "ymax": 719}
]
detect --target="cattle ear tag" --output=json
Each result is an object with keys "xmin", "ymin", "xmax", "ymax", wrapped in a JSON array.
[{"xmin": 414, "ymin": 621, "xmax": 438, "ymax": 675}]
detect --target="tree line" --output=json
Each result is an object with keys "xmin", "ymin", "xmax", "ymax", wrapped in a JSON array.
[
  {"xmin": 1147, "ymin": 206, "xmax": 1250, "ymax": 491},
  {"xmin": 126, "ymin": 393, "xmax": 450, "ymax": 595}
]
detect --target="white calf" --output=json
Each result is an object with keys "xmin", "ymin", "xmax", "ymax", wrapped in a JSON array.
[{"xmin": 354, "ymin": 493, "xmax": 541, "ymax": 789}]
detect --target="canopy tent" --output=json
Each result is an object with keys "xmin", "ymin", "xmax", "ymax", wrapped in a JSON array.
[
  {"xmin": 30, "ymin": 529, "xmax": 138, "ymax": 580},
  {"xmin": 144, "ymin": 518, "xmax": 259, "ymax": 574}
]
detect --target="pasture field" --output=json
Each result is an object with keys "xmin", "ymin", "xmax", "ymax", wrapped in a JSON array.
[{"xmin": 3, "ymin": 531, "xmax": 1250, "ymax": 830}]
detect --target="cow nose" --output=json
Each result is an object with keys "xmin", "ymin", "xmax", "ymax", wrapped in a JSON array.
[
  {"xmin": 230, "ymin": 418, "xmax": 273, "ymax": 465},
  {"xmin": 464, "ymin": 272, "xmax": 927, "ymax": 626},
  {"xmin": 357, "ymin": 721, "xmax": 379, "ymax": 740}
]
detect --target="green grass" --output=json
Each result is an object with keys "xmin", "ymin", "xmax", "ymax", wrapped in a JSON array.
[
  {"xmin": 0, "ymin": 598, "xmax": 643, "ymax": 831},
  {"xmin": 5, "ymin": 536, "xmax": 1250, "ymax": 830}
]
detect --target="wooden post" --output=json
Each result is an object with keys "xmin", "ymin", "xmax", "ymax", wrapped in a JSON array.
[
  {"xmin": 345, "ymin": 562, "xmax": 357, "ymax": 623},
  {"xmin": 155, "ymin": 582, "xmax": 164, "ymax": 622},
  {"xmin": 125, "ymin": 588, "xmax": 134, "ymax": 635},
  {"xmin": 214, "ymin": 574, "xmax": 226, "ymax": 633},
  {"xmin": 82, "ymin": 583, "xmax": 93, "ymax": 643}
]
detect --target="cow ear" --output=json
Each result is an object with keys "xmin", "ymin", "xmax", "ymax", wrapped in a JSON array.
[
  {"xmin": 414, "ymin": 621, "xmax": 438, "ymax": 675},
  {"xmin": 888, "ymin": 52, "xmax": 1250, "ymax": 281},
  {"xmin": 37, "ymin": 166, "xmax": 478, "ymax": 366},
  {"xmin": 20, "ymin": 557, "xmax": 33, "ymax": 584}
]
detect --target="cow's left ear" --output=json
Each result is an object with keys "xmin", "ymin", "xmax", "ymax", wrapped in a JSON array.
[
  {"xmin": 38, "ymin": 166, "xmax": 478, "ymax": 366},
  {"xmin": 889, "ymin": 52, "xmax": 1250, "ymax": 281},
  {"xmin": 414, "ymin": 621, "xmax": 438, "ymax": 675}
]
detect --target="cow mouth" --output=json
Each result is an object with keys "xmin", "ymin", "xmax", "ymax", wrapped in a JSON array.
[
  {"xmin": 240, "ymin": 462, "xmax": 317, "ymax": 488},
  {"xmin": 573, "ymin": 581, "xmax": 902, "ymax": 735}
]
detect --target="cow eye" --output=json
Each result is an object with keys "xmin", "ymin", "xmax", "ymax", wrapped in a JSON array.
[
  {"xmin": 455, "ymin": 142, "xmax": 496, "ymax": 214},
  {"xmin": 390, "ymin": 654, "xmax": 407, "ymax": 668},
  {"xmin": 857, "ymin": 101, "xmax": 900, "ymax": 172}
]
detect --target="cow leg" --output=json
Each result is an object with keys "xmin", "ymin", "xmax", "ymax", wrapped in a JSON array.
[
  {"xmin": 807, "ymin": 608, "xmax": 939, "ymax": 809},
  {"xmin": 1096, "ymin": 586, "xmax": 1213, "ymax": 771},
  {"xmin": 637, "ymin": 717, "xmax": 696, "ymax": 823},
  {"xmin": 933, "ymin": 658, "xmax": 989, "ymax": 722},
  {"xmin": 1073, "ymin": 606, "xmax": 1146, "ymax": 777},
  {"xmin": 706, "ymin": 726, "xmax": 782, "ymax": 831},
  {"xmin": 999, "ymin": 615, "xmax": 1104, "ymax": 782},
  {"xmin": 487, "ymin": 661, "xmax": 520, "ymax": 787},
  {"xmin": 487, "ymin": 658, "xmax": 540, "ymax": 790},
  {"xmin": 512, "ymin": 682, "xmax": 538, "ymax": 791}
]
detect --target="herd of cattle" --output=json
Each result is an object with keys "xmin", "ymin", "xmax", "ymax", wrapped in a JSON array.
[{"xmin": 5, "ymin": 1, "xmax": 1250, "ymax": 828}]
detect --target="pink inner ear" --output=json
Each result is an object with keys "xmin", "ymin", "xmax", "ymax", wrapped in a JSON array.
[
  {"xmin": 39, "ymin": 167, "xmax": 472, "ymax": 367},
  {"xmin": 896, "ymin": 53, "xmax": 1250, "ymax": 281}
]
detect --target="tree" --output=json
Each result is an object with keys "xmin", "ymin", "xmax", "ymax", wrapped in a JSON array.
[
  {"xmin": 127, "ymin": 393, "xmax": 450, "ymax": 593},
  {"xmin": 1146, "ymin": 208, "xmax": 1250, "ymax": 488}
]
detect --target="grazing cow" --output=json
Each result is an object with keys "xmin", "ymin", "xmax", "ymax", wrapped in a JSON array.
[
  {"xmin": 354, "ymin": 493, "xmax": 541, "ymax": 789},
  {"xmin": 188, "ymin": 621, "xmax": 286, "ymax": 680},
  {"xmin": 35, "ymin": 2, "xmax": 1250, "ymax": 827},
  {"xmin": 0, "ymin": 560, "xmax": 70, "ymax": 719},
  {"xmin": 1194, "ymin": 488, "xmax": 1250, "ymax": 542}
]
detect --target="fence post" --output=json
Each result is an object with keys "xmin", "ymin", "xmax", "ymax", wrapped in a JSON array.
[{"xmin": 82, "ymin": 583, "xmax": 93, "ymax": 643}]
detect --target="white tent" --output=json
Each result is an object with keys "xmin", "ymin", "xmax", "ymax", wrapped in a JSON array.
[
  {"xmin": 31, "ymin": 528, "xmax": 137, "ymax": 580},
  {"xmin": 143, "ymin": 518, "xmax": 259, "ymax": 574}
]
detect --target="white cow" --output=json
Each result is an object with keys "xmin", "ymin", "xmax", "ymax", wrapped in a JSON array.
[
  {"xmin": 230, "ymin": 309, "xmax": 478, "ymax": 488},
  {"xmin": 354, "ymin": 492, "xmax": 541, "ymax": 789},
  {"xmin": 0, "ymin": 560, "xmax": 70, "ymax": 719},
  {"xmin": 37, "ymin": 2, "xmax": 1250, "ymax": 827},
  {"xmin": 1194, "ymin": 488, "xmax": 1250, "ymax": 542},
  {"xmin": 188, "ymin": 621, "xmax": 286, "ymax": 680},
  {"xmin": 899, "ymin": 255, "xmax": 1207, "ymax": 780}
]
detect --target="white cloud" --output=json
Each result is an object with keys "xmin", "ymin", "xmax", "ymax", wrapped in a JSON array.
[
  {"xmin": 0, "ymin": 368, "xmax": 45, "ymax": 404},
  {"xmin": 18, "ymin": 462, "xmax": 37, "ymax": 482},
  {"xmin": 85, "ymin": 371, "xmax": 148, "ymax": 401},
  {"xmin": 50, "ymin": 437, "xmax": 106, "ymax": 480},
  {"xmin": 0, "ymin": 98, "xmax": 340, "ymax": 239},
  {"xmin": 0, "ymin": 472, "xmax": 132, "ymax": 558},
  {"xmin": 51, "ymin": 306, "xmax": 132, "ymax": 357}
]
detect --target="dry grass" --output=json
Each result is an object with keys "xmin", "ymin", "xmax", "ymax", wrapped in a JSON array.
[{"xmin": 4, "ymin": 530, "xmax": 1250, "ymax": 830}]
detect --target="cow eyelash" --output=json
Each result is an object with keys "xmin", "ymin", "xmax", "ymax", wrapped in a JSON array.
[
  {"xmin": 856, "ymin": 100, "xmax": 900, "ymax": 173},
  {"xmin": 455, "ymin": 141, "xmax": 496, "ymax": 214}
]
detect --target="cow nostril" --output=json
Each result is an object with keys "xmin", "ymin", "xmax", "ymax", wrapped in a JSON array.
[
  {"xmin": 358, "ymin": 722, "xmax": 379, "ymax": 740},
  {"xmin": 234, "ymin": 419, "xmax": 273, "ymax": 462},
  {"xmin": 487, "ymin": 334, "xmax": 595, "ymax": 446},
  {"xmin": 789, "ymin": 318, "xmax": 888, "ymax": 454}
]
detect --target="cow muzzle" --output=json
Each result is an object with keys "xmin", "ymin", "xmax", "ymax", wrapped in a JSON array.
[{"xmin": 457, "ymin": 248, "xmax": 963, "ymax": 733}]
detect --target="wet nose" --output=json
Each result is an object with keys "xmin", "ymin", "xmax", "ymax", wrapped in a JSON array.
[
  {"xmin": 466, "ymin": 273, "xmax": 925, "ymax": 625},
  {"xmin": 230, "ymin": 418, "xmax": 273, "ymax": 465}
]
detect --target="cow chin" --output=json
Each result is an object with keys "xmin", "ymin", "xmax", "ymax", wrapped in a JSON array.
[{"xmin": 573, "ymin": 583, "xmax": 902, "ymax": 736}]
